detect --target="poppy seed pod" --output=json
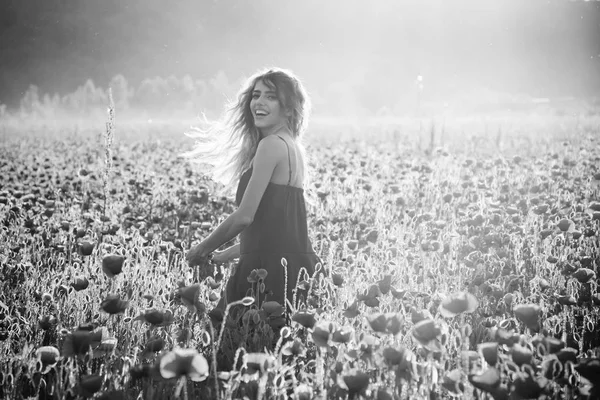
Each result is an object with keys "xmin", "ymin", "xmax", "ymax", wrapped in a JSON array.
[{"xmin": 241, "ymin": 296, "xmax": 255, "ymax": 306}]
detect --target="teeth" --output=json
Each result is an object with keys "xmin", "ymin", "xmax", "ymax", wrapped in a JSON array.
[{"xmin": 256, "ymin": 110, "xmax": 268, "ymax": 115}]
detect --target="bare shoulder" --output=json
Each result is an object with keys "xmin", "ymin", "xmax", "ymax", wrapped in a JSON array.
[{"xmin": 255, "ymin": 135, "xmax": 287, "ymax": 161}]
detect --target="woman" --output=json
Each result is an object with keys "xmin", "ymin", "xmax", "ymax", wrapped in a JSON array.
[{"xmin": 184, "ymin": 67, "xmax": 320, "ymax": 310}]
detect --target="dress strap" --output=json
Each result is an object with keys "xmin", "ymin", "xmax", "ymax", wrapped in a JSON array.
[{"xmin": 276, "ymin": 135, "xmax": 292, "ymax": 186}]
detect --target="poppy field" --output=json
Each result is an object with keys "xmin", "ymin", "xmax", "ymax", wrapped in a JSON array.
[{"xmin": 1, "ymin": 116, "xmax": 600, "ymax": 400}]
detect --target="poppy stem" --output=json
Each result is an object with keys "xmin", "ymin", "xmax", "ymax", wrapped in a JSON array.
[
  {"xmin": 174, "ymin": 375, "xmax": 186, "ymax": 399},
  {"xmin": 207, "ymin": 319, "xmax": 219, "ymax": 400},
  {"xmin": 256, "ymin": 278, "xmax": 261, "ymax": 308},
  {"xmin": 316, "ymin": 347, "xmax": 324, "ymax": 397},
  {"xmin": 182, "ymin": 376, "xmax": 189, "ymax": 400}
]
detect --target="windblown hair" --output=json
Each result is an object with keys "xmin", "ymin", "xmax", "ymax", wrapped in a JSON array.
[{"xmin": 183, "ymin": 67, "xmax": 312, "ymax": 195}]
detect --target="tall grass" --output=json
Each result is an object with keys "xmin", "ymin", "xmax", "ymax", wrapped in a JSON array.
[{"xmin": 102, "ymin": 88, "xmax": 115, "ymax": 220}]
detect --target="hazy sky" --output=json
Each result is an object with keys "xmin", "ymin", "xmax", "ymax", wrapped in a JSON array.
[{"xmin": 0, "ymin": 0, "xmax": 599, "ymax": 109}]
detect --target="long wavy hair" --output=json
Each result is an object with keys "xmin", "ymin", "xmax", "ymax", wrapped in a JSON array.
[{"xmin": 183, "ymin": 67, "xmax": 313, "ymax": 195}]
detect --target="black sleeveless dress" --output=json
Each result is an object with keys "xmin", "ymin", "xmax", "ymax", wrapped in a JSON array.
[{"xmin": 220, "ymin": 135, "xmax": 320, "ymax": 309}]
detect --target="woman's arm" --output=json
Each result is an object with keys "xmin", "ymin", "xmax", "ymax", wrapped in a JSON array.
[
  {"xmin": 187, "ymin": 211, "xmax": 249, "ymax": 263},
  {"xmin": 187, "ymin": 135, "xmax": 286, "ymax": 265},
  {"xmin": 213, "ymin": 243, "xmax": 240, "ymax": 264}
]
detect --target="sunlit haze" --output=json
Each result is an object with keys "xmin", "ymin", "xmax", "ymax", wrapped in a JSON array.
[{"xmin": 1, "ymin": 0, "xmax": 598, "ymax": 118}]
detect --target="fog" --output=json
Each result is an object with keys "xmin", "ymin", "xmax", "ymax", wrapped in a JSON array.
[{"xmin": 1, "ymin": 0, "xmax": 599, "ymax": 117}]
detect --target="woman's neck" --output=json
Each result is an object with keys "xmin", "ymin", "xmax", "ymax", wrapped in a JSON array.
[{"xmin": 260, "ymin": 123, "xmax": 291, "ymax": 138}]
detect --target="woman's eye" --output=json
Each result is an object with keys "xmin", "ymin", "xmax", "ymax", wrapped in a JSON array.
[
  {"xmin": 268, "ymin": 95, "xmax": 277, "ymax": 100},
  {"xmin": 252, "ymin": 94, "xmax": 259, "ymax": 99}
]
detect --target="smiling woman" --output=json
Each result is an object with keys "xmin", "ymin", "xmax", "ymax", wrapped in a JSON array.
[{"xmin": 182, "ymin": 67, "xmax": 321, "ymax": 311}]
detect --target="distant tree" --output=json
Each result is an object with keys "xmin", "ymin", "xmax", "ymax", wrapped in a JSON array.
[
  {"xmin": 165, "ymin": 75, "xmax": 183, "ymax": 109},
  {"xmin": 136, "ymin": 76, "xmax": 169, "ymax": 113},
  {"xmin": 61, "ymin": 79, "xmax": 107, "ymax": 114},
  {"xmin": 81, "ymin": 79, "xmax": 107, "ymax": 111},
  {"xmin": 181, "ymin": 75, "xmax": 195, "ymax": 96},
  {"xmin": 136, "ymin": 77, "xmax": 157, "ymax": 110},
  {"xmin": 109, "ymin": 74, "xmax": 133, "ymax": 111},
  {"xmin": 19, "ymin": 85, "xmax": 42, "ymax": 116},
  {"xmin": 41, "ymin": 94, "xmax": 57, "ymax": 118}
]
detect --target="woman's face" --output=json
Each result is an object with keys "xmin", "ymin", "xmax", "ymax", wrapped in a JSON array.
[{"xmin": 250, "ymin": 80, "xmax": 289, "ymax": 134}]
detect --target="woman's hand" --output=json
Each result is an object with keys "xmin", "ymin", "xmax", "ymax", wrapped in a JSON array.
[
  {"xmin": 211, "ymin": 250, "xmax": 228, "ymax": 265},
  {"xmin": 210, "ymin": 244, "xmax": 240, "ymax": 266},
  {"xmin": 186, "ymin": 242, "xmax": 210, "ymax": 267}
]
